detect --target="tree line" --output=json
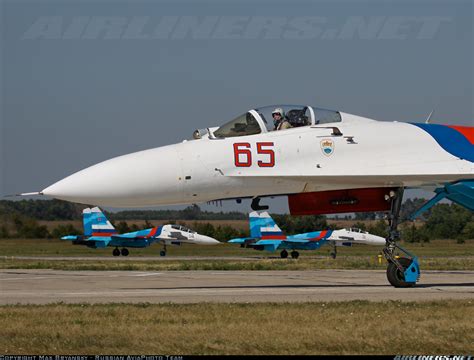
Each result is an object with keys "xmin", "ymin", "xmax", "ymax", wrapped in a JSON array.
[
  {"xmin": 0, "ymin": 200, "xmax": 246, "ymax": 221},
  {"xmin": 0, "ymin": 199, "xmax": 472, "ymax": 242}
]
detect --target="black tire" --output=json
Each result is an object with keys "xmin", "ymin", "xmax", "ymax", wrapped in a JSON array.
[
  {"xmin": 280, "ymin": 250, "xmax": 288, "ymax": 259},
  {"xmin": 160, "ymin": 250, "xmax": 166, "ymax": 257},
  {"xmin": 330, "ymin": 252, "xmax": 336, "ymax": 259},
  {"xmin": 112, "ymin": 248, "xmax": 120, "ymax": 257},
  {"xmin": 121, "ymin": 248, "xmax": 129, "ymax": 256},
  {"xmin": 291, "ymin": 251, "xmax": 299, "ymax": 259},
  {"xmin": 386, "ymin": 257, "xmax": 416, "ymax": 288}
]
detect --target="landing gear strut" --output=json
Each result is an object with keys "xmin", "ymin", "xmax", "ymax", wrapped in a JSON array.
[
  {"xmin": 382, "ymin": 188, "xmax": 420, "ymax": 287},
  {"xmin": 160, "ymin": 244, "xmax": 167, "ymax": 257},
  {"xmin": 330, "ymin": 243, "xmax": 337, "ymax": 259}
]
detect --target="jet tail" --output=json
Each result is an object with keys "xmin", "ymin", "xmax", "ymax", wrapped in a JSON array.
[
  {"xmin": 249, "ymin": 211, "xmax": 286, "ymax": 239},
  {"xmin": 83, "ymin": 207, "xmax": 117, "ymax": 237}
]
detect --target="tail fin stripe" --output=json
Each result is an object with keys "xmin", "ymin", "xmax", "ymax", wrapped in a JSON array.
[{"xmin": 92, "ymin": 232, "xmax": 117, "ymax": 237}]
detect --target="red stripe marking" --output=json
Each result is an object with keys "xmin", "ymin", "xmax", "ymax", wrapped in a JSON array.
[
  {"xmin": 308, "ymin": 230, "xmax": 328, "ymax": 242},
  {"xmin": 92, "ymin": 232, "xmax": 117, "ymax": 237},
  {"xmin": 448, "ymin": 125, "xmax": 474, "ymax": 144},
  {"xmin": 261, "ymin": 235, "xmax": 287, "ymax": 240},
  {"xmin": 317, "ymin": 230, "xmax": 328, "ymax": 240},
  {"xmin": 148, "ymin": 227, "xmax": 158, "ymax": 238}
]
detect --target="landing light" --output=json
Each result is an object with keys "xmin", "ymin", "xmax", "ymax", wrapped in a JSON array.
[{"xmin": 193, "ymin": 128, "xmax": 208, "ymax": 139}]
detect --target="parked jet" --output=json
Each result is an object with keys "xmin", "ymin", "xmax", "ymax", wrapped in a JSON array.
[
  {"xmin": 228, "ymin": 211, "xmax": 385, "ymax": 259},
  {"xmin": 62, "ymin": 207, "xmax": 219, "ymax": 256},
  {"xmin": 22, "ymin": 104, "xmax": 474, "ymax": 287}
]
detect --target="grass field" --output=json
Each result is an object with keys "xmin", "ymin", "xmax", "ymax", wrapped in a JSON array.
[
  {"xmin": 0, "ymin": 300, "xmax": 472, "ymax": 355},
  {"xmin": 1, "ymin": 238, "xmax": 473, "ymax": 257},
  {"xmin": 0, "ymin": 239, "xmax": 472, "ymax": 270}
]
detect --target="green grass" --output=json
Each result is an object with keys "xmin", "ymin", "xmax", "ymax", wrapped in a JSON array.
[
  {"xmin": 1, "ymin": 238, "xmax": 473, "ymax": 257},
  {"xmin": 0, "ymin": 301, "xmax": 472, "ymax": 354},
  {"xmin": 0, "ymin": 239, "xmax": 472, "ymax": 270}
]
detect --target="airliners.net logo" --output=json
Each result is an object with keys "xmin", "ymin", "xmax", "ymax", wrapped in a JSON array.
[{"xmin": 21, "ymin": 16, "xmax": 452, "ymax": 40}]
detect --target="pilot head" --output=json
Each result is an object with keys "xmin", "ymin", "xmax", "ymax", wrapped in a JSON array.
[{"xmin": 272, "ymin": 107, "xmax": 284, "ymax": 127}]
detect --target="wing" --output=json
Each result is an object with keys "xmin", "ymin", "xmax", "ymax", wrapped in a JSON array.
[
  {"xmin": 62, "ymin": 235, "xmax": 111, "ymax": 248},
  {"xmin": 252, "ymin": 238, "xmax": 326, "ymax": 251},
  {"xmin": 252, "ymin": 240, "xmax": 283, "ymax": 252}
]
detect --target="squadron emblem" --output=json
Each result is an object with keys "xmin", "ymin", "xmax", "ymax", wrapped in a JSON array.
[{"xmin": 320, "ymin": 139, "xmax": 335, "ymax": 156}]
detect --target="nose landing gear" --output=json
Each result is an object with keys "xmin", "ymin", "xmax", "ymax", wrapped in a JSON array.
[
  {"xmin": 160, "ymin": 244, "xmax": 167, "ymax": 257},
  {"xmin": 382, "ymin": 188, "xmax": 420, "ymax": 287}
]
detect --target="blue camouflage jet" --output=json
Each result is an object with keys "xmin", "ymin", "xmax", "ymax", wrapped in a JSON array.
[
  {"xmin": 228, "ymin": 211, "xmax": 385, "ymax": 259},
  {"xmin": 62, "ymin": 207, "xmax": 219, "ymax": 256}
]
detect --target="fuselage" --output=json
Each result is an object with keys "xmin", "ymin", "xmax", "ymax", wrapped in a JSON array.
[
  {"xmin": 41, "ymin": 107, "xmax": 474, "ymax": 207},
  {"xmin": 328, "ymin": 228, "xmax": 386, "ymax": 247}
]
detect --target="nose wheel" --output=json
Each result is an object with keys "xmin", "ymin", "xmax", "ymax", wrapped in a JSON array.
[
  {"xmin": 386, "ymin": 257, "xmax": 418, "ymax": 288},
  {"xmin": 330, "ymin": 244, "xmax": 337, "ymax": 259},
  {"xmin": 160, "ymin": 244, "xmax": 167, "ymax": 257}
]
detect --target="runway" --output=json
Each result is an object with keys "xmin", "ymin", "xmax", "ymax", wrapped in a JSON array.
[{"xmin": 1, "ymin": 269, "xmax": 473, "ymax": 304}]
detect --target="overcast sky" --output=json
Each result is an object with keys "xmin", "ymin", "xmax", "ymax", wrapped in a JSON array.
[{"xmin": 1, "ymin": 0, "xmax": 473, "ymax": 213}]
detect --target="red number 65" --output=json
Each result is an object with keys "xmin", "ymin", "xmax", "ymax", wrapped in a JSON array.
[
  {"xmin": 256, "ymin": 142, "xmax": 275, "ymax": 167},
  {"xmin": 233, "ymin": 143, "xmax": 252, "ymax": 167},
  {"xmin": 233, "ymin": 142, "xmax": 275, "ymax": 168}
]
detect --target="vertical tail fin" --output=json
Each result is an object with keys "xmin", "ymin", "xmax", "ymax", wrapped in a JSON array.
[
  {"xmin": 88, "ymin": 207, "xmax": 117, "ymax": 236},
  {"xmin": 249, "ymin": 211, "xmax": 285, "ymax": 239},
  {"xmin": 82, "ymin": 208, "xmax": 93, "ymax": 236}
]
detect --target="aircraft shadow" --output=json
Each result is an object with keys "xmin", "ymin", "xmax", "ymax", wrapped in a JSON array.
[
  {"xmin": 415, "ymin": 282, "xmax": 474, "ymax": 288},
  {"xmin": 128, "ymin": 282, "xmax": 474, "ymax": 291}
]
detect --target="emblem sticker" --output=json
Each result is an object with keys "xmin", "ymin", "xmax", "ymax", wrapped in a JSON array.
[{"xmin": 320, "ymin": 139, "xmax": 335, "ymax": 156}]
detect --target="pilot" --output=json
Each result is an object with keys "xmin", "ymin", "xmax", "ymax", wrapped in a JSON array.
[{"xmin": 272, "ymin": 108, "xmax": 292, "ymax": 130}]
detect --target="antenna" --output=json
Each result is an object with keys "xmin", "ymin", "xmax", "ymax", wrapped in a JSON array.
[{"xmin": 425, "ymin": 109, "xmax": 435, "ymax": 124}]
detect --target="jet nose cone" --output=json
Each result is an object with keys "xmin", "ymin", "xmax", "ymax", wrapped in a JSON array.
[
  {"xmin": 200, "ymin": 235, "xmax": 220, "ymax": 245},
  {"xmin": 42, "ymin": 146, "xmax": 182, "ymax": 207},
  {"xmin": 373, "ymin": 236, "xmax": 387, "ymax": 246}
]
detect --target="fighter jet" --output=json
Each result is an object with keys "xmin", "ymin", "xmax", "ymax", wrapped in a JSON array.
[
  {"xmin": 62, "ymin": 207, "xmax": 219, "ymax": 256},
  {"xmin": 22, "ymin": 104, "xmax": 474, "ymax": 287},
  {"xmin": 228, "ymin": 211, "xmax": 386, "ymax": 259}
]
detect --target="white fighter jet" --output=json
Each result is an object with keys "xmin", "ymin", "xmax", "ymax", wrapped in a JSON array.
[
  {"xmin": 62, "ymin": 207, "xmax": 219, "ymax": 257},
  {"xmin": 22, "ymin": 104, "xmax": 474, "ymax": 287},
  {"xmin": 228, "ymin": 211, "xmax": 385, "ymax": 259}
]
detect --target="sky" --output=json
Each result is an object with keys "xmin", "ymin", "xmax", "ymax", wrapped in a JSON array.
[{"xmin": 1, "ymin": 0, "xmax": 473, "ymax": 213}]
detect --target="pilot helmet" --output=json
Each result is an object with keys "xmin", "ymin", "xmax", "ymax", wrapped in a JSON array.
[
  {"xmin": 272, "ymin": 107, "xmax": 284, "ymax": 117},
  {"xmin": 272, "ymin": 107, "xmax": 284, "ymax": 127}
]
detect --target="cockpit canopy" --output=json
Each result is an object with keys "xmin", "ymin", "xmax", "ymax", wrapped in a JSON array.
[
  {"xmin": 213, "ymin": 112, "xmax": 261, "ymax": 138},
  {"xmin": 347, "ymin": 228, "xmax": 368, "ymax": 234},
  {"xmin": 170, "ymin": 224, "xmax": 196, "ymax": 233},
  {"xmin": 212, "ymin": 105, "xmax": 341, "ymax": 138}
]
